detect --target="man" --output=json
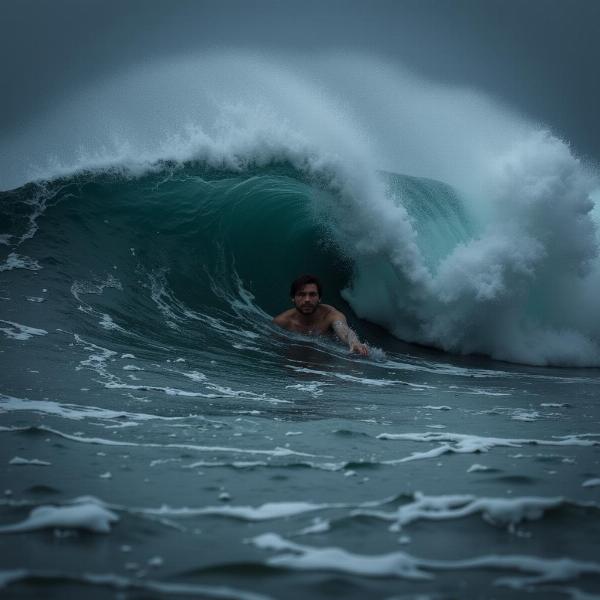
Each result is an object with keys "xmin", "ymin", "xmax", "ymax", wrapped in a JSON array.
[{"xmin": 272, "ymin": 274, "xmax": 369, "ymax": 356}]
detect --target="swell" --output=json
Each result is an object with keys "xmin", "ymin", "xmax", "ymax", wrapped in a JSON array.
[
  {"xmin": 3, "ymin": 51, "xmax": 600, "ymax": 367},
  {"xmin": 1, "ymin": 138, "xmax": 600, "ymax": 368},
  {"xmin": 0, "ymin": 160, "xmax": 360, "ymax": 368}
]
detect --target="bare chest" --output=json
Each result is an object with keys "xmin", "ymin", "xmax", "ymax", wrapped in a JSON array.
[{"xmin": 288, "ymin": 318, "xmax": 331, "ymax": 337}]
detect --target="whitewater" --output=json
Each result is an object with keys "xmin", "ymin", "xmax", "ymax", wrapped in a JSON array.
[{"xmin": 1, "ymin": 52, "xmax": 600, "ymax": 599}]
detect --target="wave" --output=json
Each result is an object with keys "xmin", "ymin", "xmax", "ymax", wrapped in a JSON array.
[{"xmin": 1, "ymin": 52, "xmax": 599, "ymax": 366}]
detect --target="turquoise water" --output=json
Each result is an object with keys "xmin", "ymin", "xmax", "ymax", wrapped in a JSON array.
[{"xmin": 1, "ymin": 162, "xmax": 600, "ymax": 599}]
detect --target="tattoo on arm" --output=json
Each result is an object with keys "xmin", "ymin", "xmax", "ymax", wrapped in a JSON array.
[{"xmin": 332, "ymin": 319, "xmax": 358, "ymax": 346}]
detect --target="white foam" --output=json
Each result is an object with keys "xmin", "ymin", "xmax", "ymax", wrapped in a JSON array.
[
  {"xmin": 52, "ymin": 494, "xmax": 397, "ymax": 526},
  {"xmin": 511, "ymin": 410, "xmax": 540, "ymax": 422},
  {"xmin": 287, "ymin": 366, "xmax": 429, "ymax": 389},
  {"xmin": 351, "ymin": 493, "xmax": 564, "ymax": 532},
  {"xmin": 74, "ymin": 334, "xmax": 287, "ymax": 404},
  {"xmin": 0, "ymin": 424, "xmax": 319, "ymax": 458},
  {"xmin": 285, "ymin": 382, "xmax": 331, "ymax": 396},
  {"xmin": 338, "ymin": 132, "xmax": 600, "ymax": 367},
  {"xmin": 8, "ymin": 456, "xmax": 51, "ymax": 466},
  {"xmin": 205, "ymin": 382, "xmax": 288, "ymax": 404},
  {"xmin": 467, "ymin": 464, "xmax": 491, "ymax": 473},
  {"xmin": 147, "ymin": 556, "xmax": 163, "ymax": 568},
  {"xmin": 0, "ymin": 320, "xmax": 47, "ymax": 340},
  {"xmin": 252, "ymin": 533, "xmax": 600, "ymax": 587},
  {"xmin": 464, "ymin": 389, "xmax": 512, "ymax": 397},
  {"xmin": 297, "ymin": 518, "xmax": 331, "ymax": 535},
  {"xmin": 0, "ymin": 503, "xmax": 118, "ymax": 534},
  {"xmin": 71, "ymin": 275, "xmax": 123, "ymax": 302},
  {"xmin": 253, "ymin": 533, "xmax": 430, "ymax": 579},
  {"xmin": 98, "ymin": 314, "xmax": 124, "ymax": 331},
  {"xmin": 181, "ymin": 370, "xmax": 207, "ymax": 382},
  {"xmin": 182, "ymin": 461, "xmax": 268, "ymax": 469},
  {"xmin": 0, "ymin": 393, "xmax": 181, "ymax": 423},
  {"xmin": 0, "ymin": 253, "xmax": 41, "ymax": 272},
  {"xmin": 104, "ymin": 379, "xmax": 288, "ymax": 404},
  {"xmin": 143, "ymin": 501, "xmax": 332, "ymax": 521},
  {"xmin": 377, "ymin": 431, "xmax": 600, "ymax": 463},
  {"xmin": 582, "ymin": 478, "xmax": 600, "ymax": 488},
  {"xmin": 70, "ymin": 280, "xmax": 127, "ymax": 334},
  {"xmin": 300, "ymin": 461, "xmax": 348, "ymax": 472}
]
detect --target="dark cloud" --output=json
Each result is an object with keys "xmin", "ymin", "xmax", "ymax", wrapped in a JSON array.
[{"xmin": 2, "ymin": 0, "xmax": 599, "ymax": 160}]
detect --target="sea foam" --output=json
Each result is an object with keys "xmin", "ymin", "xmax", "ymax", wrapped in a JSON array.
[
  {"xmin": 252, "ymin": 533, "xmax": 600, "ymax": 588},
  {"xmin": 0, "ymin": 503, "xmax": 118, "ymax": 534}
]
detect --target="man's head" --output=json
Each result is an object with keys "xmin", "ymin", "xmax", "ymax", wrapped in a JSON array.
[{"xmin": 290, "ymin": 274, "xmax": 322, "ymax": 315}]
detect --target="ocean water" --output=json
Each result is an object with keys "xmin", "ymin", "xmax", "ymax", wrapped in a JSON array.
[{"xmin": 1, "ymin": 52, "xmax": 600, "ymax": 599}]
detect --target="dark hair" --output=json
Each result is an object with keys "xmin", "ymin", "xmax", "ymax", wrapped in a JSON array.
[{"xmin": 290, "ymin": 274, "xmax": 322, "ymax": 298}]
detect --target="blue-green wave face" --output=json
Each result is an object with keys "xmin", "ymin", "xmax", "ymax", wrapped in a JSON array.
[
  {"xmin": 382, "ymin": 172, "xmax": 475, "ymax": 274},
  {"xmin": 2, "ymin": 146, "xmax": 600, "ymax": 368},
  {"xmin": 0, "ymin": 164, "xmax": 339, "ymax": 348},
  {"xmin": 0, "ymin": 164, "xmax": 470, "ymax": 314},
  {"xmin": 2, "ymin": 161, "xmax": 375, "ymax": 388}
]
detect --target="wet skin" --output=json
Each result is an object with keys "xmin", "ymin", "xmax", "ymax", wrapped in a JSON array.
[{"xmin": 273, "ymin": 283, "xmax": 369, "ymax": 356}]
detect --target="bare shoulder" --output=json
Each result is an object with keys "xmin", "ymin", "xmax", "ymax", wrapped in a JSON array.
[
  {"xmin": 273, "ymin": 308, "xmax": 295, "ymax": 326},
  {"xmin": 320, "ymin": 305, "xmax": 346, "ymax": 323}
]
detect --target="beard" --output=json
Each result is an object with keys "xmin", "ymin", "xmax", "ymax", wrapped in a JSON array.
[{"xmin": 296, "ymin": 302, "xmax": 318, "ymax": 314}]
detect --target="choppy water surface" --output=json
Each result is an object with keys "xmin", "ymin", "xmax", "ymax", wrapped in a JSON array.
[{"xmin": 1, "ymin": 162, "xmax": 600, "ymax": 600}]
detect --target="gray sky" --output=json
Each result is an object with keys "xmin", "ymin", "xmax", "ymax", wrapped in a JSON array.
[{"xmin": 2, "ymin": 0, "xmax": 599, "ymax": 161}]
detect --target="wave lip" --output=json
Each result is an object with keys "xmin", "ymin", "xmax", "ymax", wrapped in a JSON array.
[{"xmin": 346, "ymin": 133, "xmax": 600, "ymax": 367}]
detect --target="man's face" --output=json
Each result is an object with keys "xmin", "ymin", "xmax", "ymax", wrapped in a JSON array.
[{"xmin": 293, "ymin": 283, "xmax": 320, "ymax": 315}]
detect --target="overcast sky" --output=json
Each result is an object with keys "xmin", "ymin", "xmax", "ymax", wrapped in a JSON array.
[{"xmin": 2, "ymin": 0, "xmax": 599, "ymax": 162}]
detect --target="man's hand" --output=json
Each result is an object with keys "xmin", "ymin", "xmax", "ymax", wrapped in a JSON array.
[
  {"xmin": 332, "ymin": 317, "xmax": 369, "ymax": 356},
  {"xmin": 350, "ymin": 341, "xmax": 369, "ymax": 357}
]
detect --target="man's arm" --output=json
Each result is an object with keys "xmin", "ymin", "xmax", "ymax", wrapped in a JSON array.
[{"xmin": 330, "ymin": 313, "xmax": 369, "ymax": 356}]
